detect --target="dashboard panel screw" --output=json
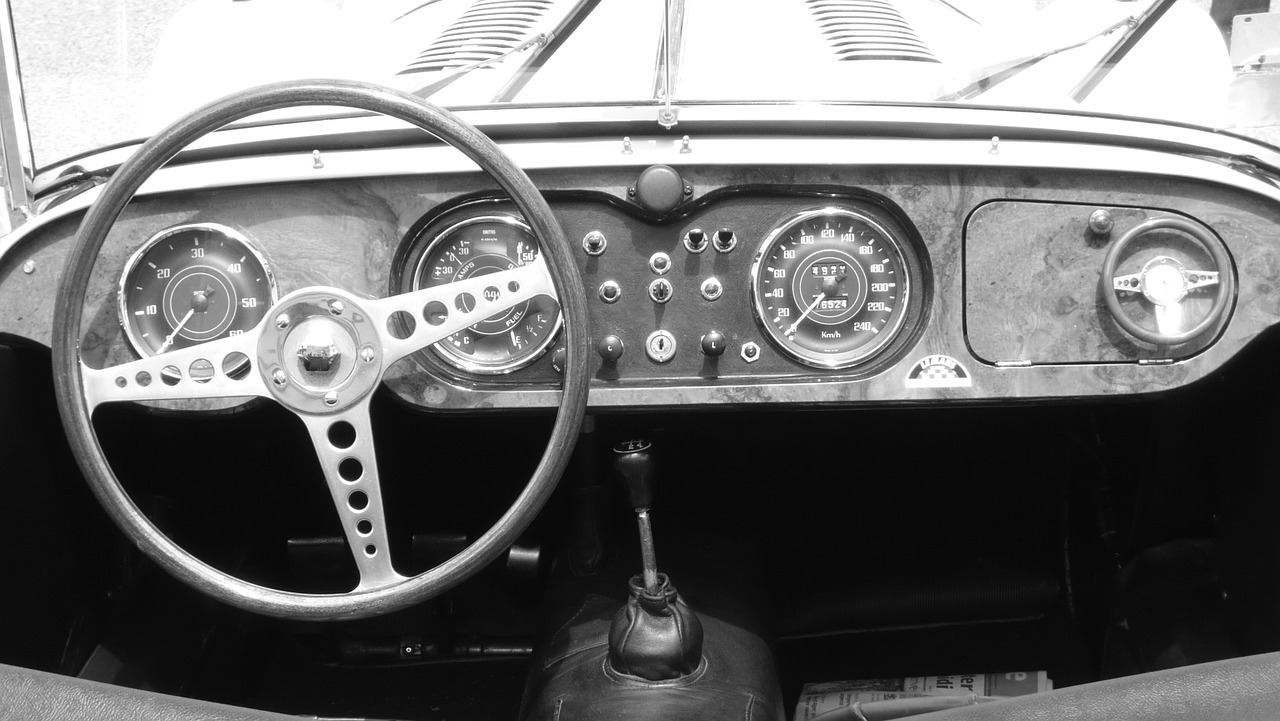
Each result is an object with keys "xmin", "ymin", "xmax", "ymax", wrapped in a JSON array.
[
  {"xmin": 272, "ymin": 368, "xmax": 287, "ymax": 387},
  {"xmin": 21, "ymin": 260, "xmax": 34, "ymax": 274},
  {"xmin": 329, "ymin": 300, "xmax": 345, "ymax": 316},
  {"xmin": 276, "ymin": 314, "xmax": 290, "ymax": 329},
  {"xmin": 627, "ymin": 187, "xmax": 637, "ymax": 197},
  {"xmin": 324, "ymin": 391, "xmax": 338, "ymax": 406}
]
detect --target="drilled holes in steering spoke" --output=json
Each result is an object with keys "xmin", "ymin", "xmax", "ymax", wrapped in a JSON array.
[
  {"xmin": 373, "ymin": 261, "xmax": 556, "ymax": 367},
  {"xmin": 299, "ymin": 399, "xmax": 406, "ymax": 591},
  {"xmin": 81, "ymin": 329, "xmax": 268, "ymax": 411}
]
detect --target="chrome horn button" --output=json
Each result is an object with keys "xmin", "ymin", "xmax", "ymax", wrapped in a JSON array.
[
  {"xmin": 1139, "ymin": 256, "xmax": 1189, "ymax": 306},
  {"xmin": 288, "ymin": 319, "xmax": 352, "ymax": 383},
  {"xmin": 258, "ymin": 288, "xmax": 383, "ymax": 414}
]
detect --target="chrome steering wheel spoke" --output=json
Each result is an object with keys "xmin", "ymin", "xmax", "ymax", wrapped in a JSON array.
[
  {"xmin": 298, "ymin": 399, "xmax": 406, "ymax": 592},
  {"xmin": 1112, "ymin": 272, "xmax": 1143, "ymax": 292},
  {"xmin": 54, "ymin": 80, "xmax": 589, "ymax": 620},
  {"xmin": 368, "ymin": 258, "xmax": 554, "ymax": 367},
  {"xmin": 1184, "ymin": 269, "xmax": 1219, "ymax": 291},
  {"xmin": 81, "ymin": 329, "xmax": 267, "ymax": 411}
]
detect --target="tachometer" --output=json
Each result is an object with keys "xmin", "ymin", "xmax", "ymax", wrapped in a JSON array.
[
  {"xmin": 119, "ymin": 223, "xmax": 277, "ymax": 357},
  {"xmin": 751, "ymin": 208, "xmax": 910, "ymax": 369},
  {"xmin": 411, "ymin": 214, "xmax": 561, "ymax": 374}
]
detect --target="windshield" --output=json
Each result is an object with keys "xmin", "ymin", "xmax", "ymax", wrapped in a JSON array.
[{"xmin": 11, "ymin": 0, "xmax": 1280, "ymax": 167}]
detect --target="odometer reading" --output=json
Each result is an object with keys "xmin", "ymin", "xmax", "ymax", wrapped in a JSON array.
[
  {"xmin": 119, "ymin": 224, "xmax": 276, "ymax": 357},
  {"xmin": 412, "ymin": 215, "xmax": 561, "ymax": 374},
  {"xmin": 751, "ymin": 208, "xmax": 910, "ymax": 369}
]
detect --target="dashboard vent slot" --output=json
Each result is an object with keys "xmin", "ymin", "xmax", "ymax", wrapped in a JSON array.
[
  {"xmin": 400, "ymin": 0, "xmax": 555, "ymax": 74},
  {"xmin": 804, "ymin": 0, "xmax": 939, "ymax": 63}
]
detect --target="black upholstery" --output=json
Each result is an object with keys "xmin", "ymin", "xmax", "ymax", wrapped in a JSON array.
[
  {"xmin": 915, "ymin": 652, "xmax": 1280, "ymax": 721},
  {"xmin": 0, "ymin": 663, "xmax": 296, "ymax": 721},
  {"xmin": 4, "ymin": 650, "xmax": 1280, "ymax": 720}
]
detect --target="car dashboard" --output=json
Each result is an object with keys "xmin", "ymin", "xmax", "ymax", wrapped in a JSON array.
[{"xmin": 2, "ymin": 107, "xmax": 1278, "ymax": 414}]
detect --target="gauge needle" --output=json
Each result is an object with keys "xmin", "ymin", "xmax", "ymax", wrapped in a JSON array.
[
  {"xmin": 159, "ymin": 309, "xmax": 195, "ymax": 353},
  {"xmin": 158, "ymin": 286, "xmax": 218, "ymax": 353},
  {"xmin": 785, "ymin": 275, "xmax": 842, "ymax": 337}
]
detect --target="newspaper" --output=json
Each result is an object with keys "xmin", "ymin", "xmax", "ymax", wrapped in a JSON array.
[{"xmin": 795, "ymin": 672, "xmax": 1053, "ymax": 721}]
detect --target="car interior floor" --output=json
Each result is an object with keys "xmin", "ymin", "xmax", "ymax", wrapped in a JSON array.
[{"xmin": 7, "ymin": 330, "xmax": 1280, "ymax": 719}]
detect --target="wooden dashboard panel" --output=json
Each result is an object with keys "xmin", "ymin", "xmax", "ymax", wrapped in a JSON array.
[
  {"xmin": 1, "ymin": 161, "xmax": 1278, "ymax": 410},
  {"xmin": 965, "ymin": 201, "xmax": 1228, "ymax": 364}
]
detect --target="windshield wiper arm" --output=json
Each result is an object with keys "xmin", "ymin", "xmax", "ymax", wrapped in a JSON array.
[
  {"xmin": 934, "ymin": 15, "xmax": 1135, "ymax": 102},
  {"xmin": 492, "ymin": 0, "xmax": 605, "ymax": 103},
  {"xmin": 1070, "ymin": 0, "xmax": 1177, "ymax": 102},
  {"xmin": 413, "ymin": 33, "xmax": 552, "ymax": 99}
]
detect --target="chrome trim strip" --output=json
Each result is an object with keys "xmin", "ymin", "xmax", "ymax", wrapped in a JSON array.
[
  {"xmin": 0, "ymin": 0, "xmax": 32, "ymax": 234},
  {"xmin": 653, "ymin": 0, "xmax": 685, "ymax": 128},
  {"xmin": 29, "ymin": 103, "xmax": 1280, "ymax": 189},
  {"xmin": 7, "ymin": 133, "xmax": 1280, "ymax": 274}
]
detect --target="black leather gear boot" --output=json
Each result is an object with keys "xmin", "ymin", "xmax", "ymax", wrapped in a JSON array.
[{"xmin": 607, "ymin": 573, "xmax": 704, "ymax": 681}]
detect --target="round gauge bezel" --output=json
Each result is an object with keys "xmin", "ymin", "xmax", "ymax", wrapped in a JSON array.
[
  {"xmin": 411, "ymin": 213, "xmax": 563, "ymax": 375},
  {"xmin": 750, "ymin": 207, "xmax": 913, "ymax": 370},
  {"xmin": 117, "ymin": 222, "xmax": 278, "ymax": 358}
]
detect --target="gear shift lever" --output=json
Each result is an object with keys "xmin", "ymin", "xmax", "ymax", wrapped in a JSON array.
[
  {"xmin": 613, "ymin": 439, "xmax": 660, "ymax": 593},
  {"xmin": 607, "ymin": 439, "xmax": 703, "ymax": 681}
]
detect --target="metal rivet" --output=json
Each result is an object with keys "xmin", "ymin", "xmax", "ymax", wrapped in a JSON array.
[
  {"xmin": 989, "ymin": 136, "xmax": 1000, "ymax": 154},
  {"xmin": 324, "ymin": 391, "xmax": 339, "ymax": 406},
  {"xmin": 272, "ymin": 368, "xmax": 287, "ymax": 387},
  {"xmin": 275, "ymin": 314, "xmax": 290, "ymax": 329},
  {"xmin": 680, "ymin": 135, "xmax": 691, "ymax": 153},
  {"xmin": 329, "ymin": 300, "xmax": 345, "ymax": 316},
  {"xmin": 21, "ymin": 260, "xmax": 35, "ymax": 274},
  {"xmin": 622, "ymin": 137, "xmax": 633, "ymax": 155},
  {"xmin": 312, "ymin": 150, "xmax": 324, "ymax": 169},
  {"xmin": 360, "ymin": 345, "xmax": 376, "ymax": 363}
]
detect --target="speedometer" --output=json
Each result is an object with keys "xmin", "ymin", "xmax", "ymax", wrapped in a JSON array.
[
  {"xmin": 119, "ymin": 223, "xmax": 276, "ymax": 358},
  {"xmin": 751, "ymin": 208, "xmax": 911, "ymax": 369},
  {"xmin": 411, "ymin": 214, "xmax": 561, "ymax": 374}
]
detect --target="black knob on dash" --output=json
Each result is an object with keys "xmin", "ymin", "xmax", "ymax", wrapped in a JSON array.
[
  {"xmin": 701, "ymin": 331, "xmax": 726, "ymax": 357},
  {"xmin": 598, "ymin": 335, "xmax": 624, "ymax": 363}
]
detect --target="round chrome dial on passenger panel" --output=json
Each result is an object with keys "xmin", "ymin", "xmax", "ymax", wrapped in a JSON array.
[
  {"xmin": 411, "ymin": 214, "xmax": 562, "ymax": 374},
  {"xmin": 750, "ymin": 208, "xmax": 911, "ymax": 369}
]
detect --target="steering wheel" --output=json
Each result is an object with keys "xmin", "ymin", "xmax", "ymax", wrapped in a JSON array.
[
  {"xmin": 1101, "ymin": 216, "xmax": 1233, "ymax": 346},
  {"xmin": 50, "ymin": 80, "xmax": 591, "ymax": 621}
]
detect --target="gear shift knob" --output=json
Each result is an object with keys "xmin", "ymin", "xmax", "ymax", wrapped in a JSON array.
[
  {"xmin": 613, "ymin": 439, "xmax": 661, "ymax": 593},
  {"xmin": 612, "ymin": 439, "xmax": 655, "ymax": 510}
]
